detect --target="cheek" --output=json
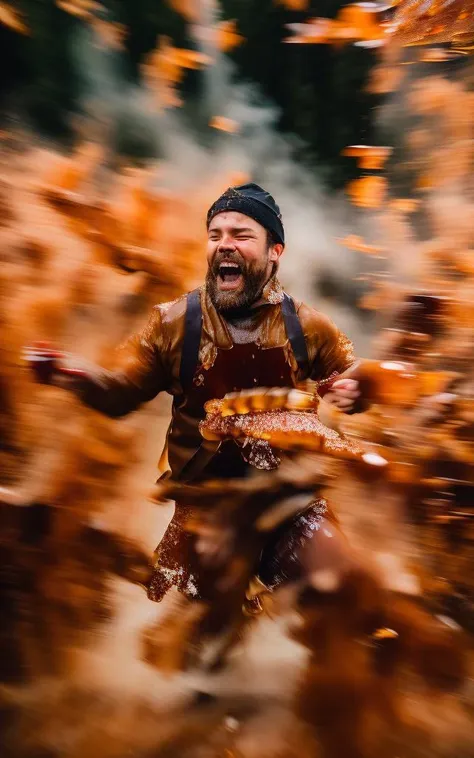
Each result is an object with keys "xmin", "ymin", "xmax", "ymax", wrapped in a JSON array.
[
  {"xmin": 247, "ymin": 249, "xmax": 271, "ymax": 272},
  {"xmin": 236, "ymin": 242, "xmax": 263, "ymax": 265},
  {"xmin": 206, "ymin": 242, "xmax": 217, "ymax": 264}
]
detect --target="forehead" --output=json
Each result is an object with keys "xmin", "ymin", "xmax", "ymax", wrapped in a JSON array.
[{"xmin": 208, "ymin": 211, "xmax": 264, "ymax": 234}]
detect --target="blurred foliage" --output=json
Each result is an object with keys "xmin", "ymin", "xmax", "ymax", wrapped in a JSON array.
[{"xmin": 0, "ymin": 0, "xmax": 376, "ymax": 186}]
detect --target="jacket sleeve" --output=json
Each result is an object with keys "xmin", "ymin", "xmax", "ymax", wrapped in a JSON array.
[
  {"xmin": 57, "ymin": 307, "xmax": 169, "ymax": 418},
  {"xmin": 308, "ymin": 314, "xmax": 356, "ymax": 383}
]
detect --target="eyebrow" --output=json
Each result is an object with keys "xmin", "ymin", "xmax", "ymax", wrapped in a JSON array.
[{"xmin": 208, "ymin": 226, "xmax": 257, "ymax": 235}]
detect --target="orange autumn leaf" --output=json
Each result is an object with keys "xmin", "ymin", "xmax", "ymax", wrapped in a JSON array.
[
  {"xmin": 416, "ymin": 173, "xmax": 436, "ymax": 190},
  {"xmin": 209, "ymin": 116, "xmax": 239, "ymax": 134},
  {"xmin": 168, "ymin": 0, "xmax": 200, "ymax": 22},
  {"xmin": 339, "ymin": 234, "xmax": 385, "ymax": 256},
  {"xmin": 346, "ymin": 176, "xmax": 387, "ymax": 209},
  {"xmin": 56, "ymin": 0, "xmax": 102, "ymax": 20},
  {"xmin": 91, "ymin": 18, "xmax": 127, "ymax": 50},
  {"xmin": 217, "ymin": 20, "xmax": 243, "ymax": 53},
  {"xmin": 276, "ymin": 0, "xmax": 310, "ymax": 9},
  {"xmin": 335, "ymin": 4, "xmax": 385, "ymax": 44},
  {"xmin": 389, "ymin": 199, "xmax": 420, "ymax": 213},
  {"xmin": 366, "ymin": 65, "xmax": 404, "ymax": 95},
  {"xmin": 285, "ymin": 19, "xmax": 333, "ymax": 44},
  {"xmin": 0, "ymin": 2, "xmax": 29, "ymax": 34},
  {"xmin": 285, "ymin": 4, "xmax": 385, "ymax": 46},
  {"xmin": 338, "ymin": 3, "xmax": 380, "ymax": 27},
  {"xmin": 192, "ymin": 18, "xmax": 243, "ymax": 54},
  {"xmin": 43, "ymin": 142, "xmax": 104, "ymax": 195},
  {"xmin": 172, "ymin": 47, "xmax": 210, "ymax": 70},
  {"xmin": 342, "ymin": 145, "xmax": 392, "ymax": 170},
  {"xmin": 358, "ymin": 286, "xmax": 389, "ymax": 310},
  {"xmin": 142, "ymin": 36, "xmax": 210, "ymax": 110},
  {"xmin": 57, "ymin": 0, "xmax": 126, "ymax": 50},
  {"xmin": 455, "ymin": 251, "xmax": 474, "ymax": 276}
]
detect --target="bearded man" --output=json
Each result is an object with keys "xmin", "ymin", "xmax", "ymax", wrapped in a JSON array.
[{"xmin": 28, "ymin": 183, "xmax": 362, "ymax": 606}]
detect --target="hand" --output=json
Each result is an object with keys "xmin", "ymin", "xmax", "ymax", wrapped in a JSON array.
[
  {"xmin": 323, "ymin": 378, "xmax": 361, "ymax": 413},
  {"xmin": 23, "ymin": 341, "xmax": 64, "ymax": 385}
]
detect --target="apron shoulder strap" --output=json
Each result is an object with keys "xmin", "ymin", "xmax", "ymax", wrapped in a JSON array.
[
  {"xmin": 281, "ymin": 293, "xmax": 310, "ymax": 378},
  {"xmin": 180, "ymin": 289, "xmax": 310, "ymax": 389},
  {"xmin": 179, "ymin": 289, "xmax": 203, "ymax": 390}
]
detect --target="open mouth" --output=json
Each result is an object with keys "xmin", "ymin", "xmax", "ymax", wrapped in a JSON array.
[{"xmin": 217, "ymin": 262, "xmax": 244, "ymax": 291}]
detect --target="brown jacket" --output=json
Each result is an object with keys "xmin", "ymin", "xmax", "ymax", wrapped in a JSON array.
[{"xmin": 64, "ymin": 277, "xmax": 355, "ymax": 478}]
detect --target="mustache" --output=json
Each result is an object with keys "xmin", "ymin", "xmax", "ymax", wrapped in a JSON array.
[{"xmin": 210, "ymin": 250, "xmax": 247, "ymax": 276}]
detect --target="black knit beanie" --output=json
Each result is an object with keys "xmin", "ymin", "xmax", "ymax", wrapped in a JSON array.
[{"xmin": 206, "ymin": 183, "xmax": 285, "ymax": 245}]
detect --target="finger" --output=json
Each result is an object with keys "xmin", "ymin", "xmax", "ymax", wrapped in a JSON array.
[
  {"xmin": 23, "ymin": 347, "xmax": 61, "ymax": 360},
  {"xmin": 330, "ymin": 396, "xmax": 354, "ymax": 410},
  {"xmin": 59, "ymin": 367, "xmax": 86, "ymax": 378},
  {"xmin": 28, "ymin": 340, "xmax": 57, "ymax": 351},
  {"xmin": 334, "ymin": 389, "xmax": 360, "ymax": 400},
  {"xmin": 433, "ymin": 393, "xmax": 456, "ymax": 405},
  {"xmin": 337, "ymin": 400, "xmax": 354, "ymax": 410},
  {"xmin": 331, "ymin": 378, "xmax": 359, "ymax": 391},
  {"xmin": 324, "ymin": 390, "xmax": 360, "ymax": 403}
]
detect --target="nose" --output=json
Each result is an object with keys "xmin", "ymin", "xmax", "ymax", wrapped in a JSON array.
[{"xmin": 217, "ymin": 233, "xmax": 236, "ymax": 252}]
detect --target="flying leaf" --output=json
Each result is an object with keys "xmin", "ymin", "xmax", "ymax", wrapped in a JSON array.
[
  {"xmin": 91, "ymin": 18, "xmax": 127, "ymax": 49},
  {"xmin": 168, "ymin": 0, "xmax": 200, "ymax": 22},
  {"xmin": 346, "ymin": 175, "xmax": 387, "ymax": 208},
  {"xmin": 339, "ymin": 234, "xmax": 385, "ymax": 256},
  {"xmin": 143, "ymin": 36, "xmax": 210, "ymax": 110},
  {"xmin": 209, "ymin": 116, "xmax": 239, "ymax": 134},
  {"xmin": 285, "ymin": 4, "xmax": 386, "ymax": 46},
  {"xmin": 56, "ymin": 0, "xmax": 102, "ymax": 20},
  {"xmin": 276, "ymin": 0, "xmax": 310, "ymax": 9},
  {"xmin": 366, "ymin": 64, "xmax": 404, "ymax": 95},
  {"xmin": 0, "ymin": 2, "xmax": 29, "ymax": 33},
  {"xmin": 389, "ymin": 198, "xmax": 420, "ymax": 213},
  {"xmin": 342, "ymin": 145, "xmax": 393, "ymax": 170},
  {"xmin": 217, "ymin": 20, "xmax": 243, "ymax": 52}
]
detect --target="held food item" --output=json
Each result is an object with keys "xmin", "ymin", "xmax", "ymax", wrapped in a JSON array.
[{"xmin": 200, "ymin": 387, "xmax": 363, "ymax": 459}]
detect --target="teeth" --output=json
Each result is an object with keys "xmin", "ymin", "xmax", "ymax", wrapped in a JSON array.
[{"xmin": 219, "ymin": 263, "xmax": 240, "ymax": 271}]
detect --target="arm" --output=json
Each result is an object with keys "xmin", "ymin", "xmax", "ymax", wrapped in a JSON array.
[
  {"xmin": 311, "ymin": 317, "xmax": 356, "ymax": 383},
  {"xmin": 26, "ymin": 308, "xmax": 169, "ymax": 418},
  {"xmin": 307, "ymin": 312, "xmax": 364, "ymax": 414}
]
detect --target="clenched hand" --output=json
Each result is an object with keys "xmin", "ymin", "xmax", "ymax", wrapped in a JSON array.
[{"xmin": 323, "ymin": 378, "xmax": 361, "ymax": 413}]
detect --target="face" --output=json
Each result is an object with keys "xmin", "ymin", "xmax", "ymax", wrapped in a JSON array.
[{"xmin": 206, "ymin": 211, "xmax": 283, "ymax": 314}]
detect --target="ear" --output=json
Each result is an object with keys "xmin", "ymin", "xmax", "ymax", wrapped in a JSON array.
[{"xmin": 268, "ymin": 243, "xmax": 284, "ymax": 263}]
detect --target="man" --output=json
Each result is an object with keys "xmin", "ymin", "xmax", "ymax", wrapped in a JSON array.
[{"xmin": 28, "ymin": 183, "xmax": 361, "ymax": 606}]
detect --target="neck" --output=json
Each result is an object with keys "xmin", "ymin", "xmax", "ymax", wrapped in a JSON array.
[{"xmin": 221, "ymin": 302, "xmax": 262, "ymax": 321}]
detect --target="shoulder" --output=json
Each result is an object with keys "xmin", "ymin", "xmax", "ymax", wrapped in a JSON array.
[
  {"xmin": 150, "ymin": 289, "xmax": 201, "ymax": 350},
  {"xmin": 153, "ymin": 292, "xmax": 188, "ymax": 323},
  {"xmin": 291, "ymin": 298, "xmax": 340, "ymax": 341},
  {"xmin": 153, "ymin": 290, "xmax": 193, "ymax": 326},
  {"xmin": 290, "ymin": 297, "xmax": 355, "ymax": 375}
]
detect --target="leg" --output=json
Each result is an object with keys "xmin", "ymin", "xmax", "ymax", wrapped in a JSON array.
[
  {"xmin": 145, "ymin": 501, "xmax": 256, "ymax": 672},
  {"xmin": 257, "ymin": 498, "xmax": 353, "ymax": 594},
  {"xmin": 147, "ymin": 501, "xmax": 236, "ymax": 604}
]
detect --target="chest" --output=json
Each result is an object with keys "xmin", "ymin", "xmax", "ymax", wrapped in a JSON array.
[{"xmin": 185, "ymin": 341, "xmax": 295, "ymax": 415}]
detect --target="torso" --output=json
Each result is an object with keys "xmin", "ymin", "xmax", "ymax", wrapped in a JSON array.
[{"xmin": 167, "ymin": 331, "xmax": 296, "ymax": 480}]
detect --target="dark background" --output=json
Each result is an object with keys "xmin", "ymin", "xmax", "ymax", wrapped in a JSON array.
[{"xmin": 0, "ymin": 0, "xmax": 379, "ymax": 188}]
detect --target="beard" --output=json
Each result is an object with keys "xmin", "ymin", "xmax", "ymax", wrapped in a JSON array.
[{"xmin": 206, "ymin": 249, "xmax": 271, "ymax": 317}]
